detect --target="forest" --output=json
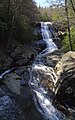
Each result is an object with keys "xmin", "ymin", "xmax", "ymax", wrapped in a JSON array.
[
  {"xmin": 0, "ymin": 0, "xmax": 75, "ymax": 51},
  {"xmin": 0, "ymin": 0, "xmax": 75, "ymax": 120}
]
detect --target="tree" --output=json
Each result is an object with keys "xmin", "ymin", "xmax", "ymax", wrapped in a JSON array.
[
  {"xmin": 65, "ymin": 0, "xmax": 72, "ymax": 51},
  {"xmin": 0, "ymin": 0, "xmax": 40, "ymax": 46},
  {"xmin": 46, "ymin": 0, "xmax": 75, "ymax": 51},
  {"xmin": 70, "ymin": 0, "xmax": 75, "ymax": 12},
  {"xmin": 46, "ymin": 0, "xmax": 64, "ymax": 6},
  {"xmin": 39, "ymin": 7, "xmax": 52, "ymax": 21}
]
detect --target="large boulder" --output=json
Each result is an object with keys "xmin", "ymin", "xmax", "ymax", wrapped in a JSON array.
[
  {"xmin": 53, "ymin": 51, "xmax": 75, "ymax": 117},
  {"xmin": 4, "ymin": 72, "xmax": 21, "ymax": 95},
  {"xmin": 55, "ymin": 51, "xmax": 75, "ymax": 76},
  {"xmin": 0, "ymin": 42, "xmax": 37, "ymax": 72},
  {"xmin": 0, "ymin": 65, "xmax": 43, "ymax": 120},
  {"xmin": 30, "ymin": 64, "xmax": 58, "ymax": 92},
  {"xmin": 10, "ymin": 44, "xmax": 36, "ymax": 66}
]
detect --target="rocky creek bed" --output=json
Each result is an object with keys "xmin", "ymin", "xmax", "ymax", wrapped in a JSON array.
[{"xmin": 0, "ymin": 40, "xmax": 75, "ymax": 119}]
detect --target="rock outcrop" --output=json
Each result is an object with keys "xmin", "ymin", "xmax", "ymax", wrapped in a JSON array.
[
  {"xmin": 0, "ymin": 43, "xmax": 37, "ymax": 71},
  {"xmin": 0, "ymin": 42, "xmax": 44, "ymax": 120},
  {"xmin": 55, "ymin": 51, "xmax": 75, "ymax": 76},
  {"xmin": 37, "ymin": 50, "xmax": 75, "ymax": 118},
  {"xmin": 0, "ymin": 38, "xmax": 75, "ymax": 120},
  {"xmin": 4, "ymin": 72, "xmax": 21, "ymax": 95},
  {"xmin": 53, "ymin": 51, "xmax": 75, "ymax": 117},
  {"xmin": 45, "ymin": 50, "xmax": 63, "ymax": 67}
]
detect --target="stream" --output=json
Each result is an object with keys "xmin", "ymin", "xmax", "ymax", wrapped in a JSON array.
[
  {"xmin": 29, "ymin": 22, "xmax": 67, "ymax": 120},
  {"xmin": 0, "ymin": 22, "xmax": 71, "ymax": 120}
]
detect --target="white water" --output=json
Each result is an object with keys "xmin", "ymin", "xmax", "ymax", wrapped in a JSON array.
[
  {"xmin": 29, "ymin": 22, "xmax": 67, "ymax": 120},
  {"xmin": 39, "ymin": 22, "xmax": 58, "ymax": 57},
  {"xmin": 0, "ymin": 68, "xmax": 15, "ymax": 79}
]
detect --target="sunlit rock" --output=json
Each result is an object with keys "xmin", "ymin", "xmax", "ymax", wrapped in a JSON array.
[
  {"xmin": 54, "ymin": 51, "xmax": 75, "ymax": 117},
  {"xmin": 31, "ymin": 64, "xmax": 57, "ymax": 92},
  {"xmin": 55, "ymin": 51, "xmax": 75, "ymax": 76},
  {"xmin": 45, "ymin": 50, "xmax": 63, "ymax": 67}
]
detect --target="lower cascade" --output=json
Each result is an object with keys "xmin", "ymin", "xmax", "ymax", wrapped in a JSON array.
[{"xmin": 29, "ymin": 22, "xmax": 67, "ymax": 120}]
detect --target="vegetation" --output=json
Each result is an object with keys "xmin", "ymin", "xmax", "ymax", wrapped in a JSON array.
[
  {"xmin": 38, "ymin": 0, "xmax": 75, "ymax": 52},
  {"xmin": 0, "ymin": 0, "xmax": 75, "ymax": 52},
  {"xmin": 39, "ymin": 7, "xmax": 52, "ymax": 21},
  {"xmin": 63, "ymin": 27, "xmax": 75, "ymax": 52},
  {"xmin": 0, "ymin": 0, "xmax": 40, "ymax": 47}
]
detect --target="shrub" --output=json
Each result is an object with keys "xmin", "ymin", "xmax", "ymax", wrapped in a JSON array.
[{"xmin": 62, "ymin": 27, "xmax": 75, "ymax": 52}]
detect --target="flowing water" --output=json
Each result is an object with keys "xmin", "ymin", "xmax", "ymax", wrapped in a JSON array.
[
  {"xmin": 0, "ymin": 68, "xmax": 16, "ymax": 79},
  {"xmin": 29, "ymin": 22, "xmax": 67, "ymax": 120}
]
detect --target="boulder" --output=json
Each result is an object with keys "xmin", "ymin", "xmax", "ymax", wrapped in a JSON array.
[
  {"xmin": 4, "ymin": 72, "xmax": 21, "ymax": 95},
  {"xmin": 46, "ymin": 50, "xmax": 63, "ymax": 67},
  {"xmin": 31, "ymin": 64, "xmax": 58, "ymax": 92},
  {"xmin": 55, "ymin": 51, "xmax": 75, "ymax": 76},
  {"xmin": 10, "ymin": 45, "xmax": 36, "ymax": 66},
  {"xmin": 53, "ymin": 51, "xmax": 75, "ymax": 117},
  {"xmin": 35, "ymin": 40, "xmax": 46, "ymax": 52}
]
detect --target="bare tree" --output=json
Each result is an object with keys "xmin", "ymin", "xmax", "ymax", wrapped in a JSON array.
[
  {"xmin": 70, "ymin": 0, "xmax": 75, "ymax": 12},
  {"xmin": 65, "ymin": 0, "xmax": 72, "ymax": 51}
]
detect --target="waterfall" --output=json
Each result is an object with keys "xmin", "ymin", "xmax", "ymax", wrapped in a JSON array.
[
  {"xmin": 29, "ymin": 22, "xmax": 67, "ymax": 120},
  {"xmin": 39, "ymin": 22, "xmax": 58, "ymax": 57}
]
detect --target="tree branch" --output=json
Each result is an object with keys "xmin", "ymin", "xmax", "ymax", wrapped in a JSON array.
[{"xmin": 70, "ymin": 0, "xmax": 75, "ymax": 12}]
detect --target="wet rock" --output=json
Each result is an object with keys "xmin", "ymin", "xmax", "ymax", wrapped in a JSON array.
[
  {"xmin": 0, "ymin": 95, "xmax": 25, "ymax": 120},
  {"xmin": 0, "ymin": 88, "xmax": 5, "ymax": 97},
  {"xmin": 20, "ymin": 80, "xmax": 27, "ymax": 86},
  {"xmin": 4, "ymin": 72, "xmax": 21, "ymax": 95},
  {"xmin": 44, "ymin": 50, "xmax": 63, "ymax": 68},
  {"xmin": 0, "ymin": 65, "xmax": 43, "ymax": 120},
  {"xmin": 0, "ymin": 41, "xmax": 44, "ymax": 120},
  {"xmin": 15, "ymin": 66, "xmax": 29, "ymax": 86},
  {"xmin": 31, "ymin": 64, "xmax": 57, "ymax": 92},
  {"xmin": 35, "ymin": 40, "xmax": 46, "ymax": 52},
  {"xmin": 53, "ymin": 37, "xmax": 62, "ymax": 49},
  {"xmin": 18, "ymin": 88, "xmax": 44, "ymax": 120},
  {"xmin": 18, "ymin": 88, "xmax": 34, "ymax": 110}
]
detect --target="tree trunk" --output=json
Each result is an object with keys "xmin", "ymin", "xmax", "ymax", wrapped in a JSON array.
[
  {"xmin": 70, "ymin": 0, "xmax": 75, "ymax": 12},
  {"xmin": 7, "ymin": 0, "xmax": 10, "ymax": 15},
  {"xmin": 65, "ymin": 0, "xmax": 72, "ymax": 51}
]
